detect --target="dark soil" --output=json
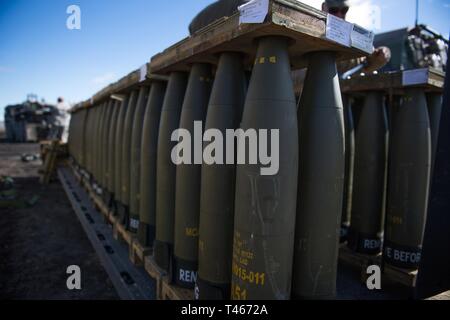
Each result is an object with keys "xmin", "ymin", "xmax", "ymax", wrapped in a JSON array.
[{"xmin": 0, "ymin": 143, "xmax": 118, "ymax": 300}]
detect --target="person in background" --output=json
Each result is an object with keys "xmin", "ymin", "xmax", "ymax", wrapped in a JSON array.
[
  {"xmin": 323, "ymin": 0, "xmax": 391, "ymax": 74},
  {"xmin": 55, "ymin": 97, "xmax": 71, "ymax": 143},
  {"xmin": 292, "ymin": 0, "xmax": 392, "ymax": 97}
]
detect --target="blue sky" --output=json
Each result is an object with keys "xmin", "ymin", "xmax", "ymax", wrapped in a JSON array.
[{"xmin": 0, "ymin": 0, "xmax": 449, "ymax": 121}]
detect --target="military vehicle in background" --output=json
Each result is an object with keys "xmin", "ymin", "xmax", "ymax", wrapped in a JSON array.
[
  {"xmin": 4, "ymin": 94, "xmax": 61, "ymax": 143},
  {"xmin": 374, "ymin": 24, "xmax": 448, "ymax": 73}
]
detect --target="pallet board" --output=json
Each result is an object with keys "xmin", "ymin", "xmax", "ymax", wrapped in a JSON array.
[
  {"xmin": 91, "ymin": 191, "xmax": 110, "ymax": 221},
  {"xmin": 91, "ymin": 66, "xmax": 169, "ymax": 104},
  {"xmin": 292, "ymin": 67, "xmax": 446, "ymax": 96},
  {"xmin": 339, "ymin": 244, "xmax": 420, "ymax": 288},
  {"xmin": 339, "ymin": 245, "xmax": 382, "ymax": 283},
  {"xmin": 72, "ymin": 166, "xmax": 82, "ymax": 183},
  {"xmin": 340, "ymin": 67, "xmax": 445, "ymax": 93},
  {"xmin": 129, "ymin": 239, "xmax": 153, "ymax": 266},
  {"xmin": 161, "ymin": 280, "xmax": 195, "ymax": 301},
  {"xmin": 383, "ymin": 264, "xmax": 418, "ymax": 288},
  {"xmin": 113, "ymin": 220, "xmax": 135, "ymax": 245},
  {"xmin": 144, "ymin": 256, "xmax": 167, "ymax": 300},
  {"xmin": 150, "ymin": 0, "xmax": 371, "ymax": 74}
]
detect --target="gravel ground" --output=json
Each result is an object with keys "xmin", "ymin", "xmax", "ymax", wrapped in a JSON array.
[{"xmin": 0, "ymin": 142, "xmax": 118, "ymax": 300}]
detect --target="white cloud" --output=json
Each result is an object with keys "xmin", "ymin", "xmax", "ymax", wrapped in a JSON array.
[
  {"xmin": 347, "ymin": 0, "xmax": 382, "ymax": 30},
  {"xmin": 299, "ymin": 0, "xmax": 324, "ymax": 10},
  {"xmin": 299, "ymin": 0, "xmax": 382, "ymax": 31},
  {"xmin": 91, "ymin": 72, "xmax": 116, "ymax": 85}
]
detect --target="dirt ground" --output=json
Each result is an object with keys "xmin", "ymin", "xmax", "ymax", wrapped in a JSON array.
[{"xmin": 0, "ymin": 142, "xmax": 118, "ymax": 300}]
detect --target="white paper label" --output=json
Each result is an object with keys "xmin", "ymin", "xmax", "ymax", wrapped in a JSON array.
[
  {"xmin": 139, "ymin": 64, "xmax": 147, "ymax": 82},
  {"xmin": 238, "ymin": 0, "xmax": 269, "ymax": 24},
  {"xmin": 351, "ymin": 24, "xmax": 374, "ymax": 54},
  {"xmin": 326, "ymin": 14, "xmax": 353, "ymax": 47},
  {"xmin": 402, "ymin": 68, "xmax": 429, "ymax": 86}
]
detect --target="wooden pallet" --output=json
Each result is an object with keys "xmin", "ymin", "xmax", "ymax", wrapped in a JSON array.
[
  {"xmin": 40, "ymin": 140, "xmax": 68, "ymax": 184},
  {"xmin": 83, "ymin": 178, "xmax": 94, "ymax": 196},
  {"xmin": 427, "ymin": 290, "xmax": 450, "ymax": 300},
  {"xmin": 129, "ymin": 238, "xmax": 153, "ymax": 266},
  {"xmin": 144, "ymin": 256, "xmax": 167, "ymax": 300},
  {"xmin": 150, "ymin": 0, "xmax": 371, "ymax": 75},
  {"xmin": 340, "ymin": 67, "xmax": 445, "ymax": 93},
  {"xmin": 73, "ymin": 168, "xmax": 82, "ymax": 184},
  {"xmin": 161, "ymin": 279, "xmax": 195, "ymax": 301},
  {"xmin": 383, "ymin": 264, "xmax": 418, "ymax": 288},
  {"xmin": 90, "ymin": 191, "xmax": 110, "ymax": 222},
  {"xmin": 339, "ymin": 244, "xmax": 382, "ymax": 283},
  {"xmin": 107, "ymin": 210, "xmax": 118, "ymax": 226},
  {"xmin": 113, "ymin": 220, "xmax": 135, "ymax": 245}
]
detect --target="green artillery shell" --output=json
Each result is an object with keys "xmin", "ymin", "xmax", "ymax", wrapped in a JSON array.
[
  {"xmin": 341, "ymin": 95, "xmax": 355, "ymax": 243},
  {"xmin": 348, "ymin": 92, "xmax": 389, "ymax": 254},
  {"xmin": 138, "ymin": 81, "xmax": 167, "ymax": 247},
  {"xmin": 197, "ymin": 52, "xmax": 246, "ymax": 300},
  {"xmin": 384, "ymin": 88, "xmax": 431, "ymax": 270},
  {"xmin": 154, "ymin": 72, "xmax": 188, "ymax": 273},
  {"xmin": 426, "ymin": 93, "xmax": 443, "ymax": 179},
  {"xmin": 119, "ymin": 90, "xmax": 140, "ymax": 225},
  {"xmin": 114, "ymin": 95, "xmax": 130, "ymax": 208},
  {"xmin": 107, "ymin": 101, "xmax": 120, "ymax": 200},
  {"xmin": 102, "ymin": 100, "xmax": 115, "ymax": 189},
  {"xmin": 129, "ymin": 85, "xmax": 151, "ymax": 233},
  {"xmin": 174, "ymin": 63, "xmax": 213, "ymax": 289},
  {"xmin": 293, "ymin": 51, "xmax": 345, "ymax": 300},
  {"xmin": 95, "ymin": 103, "xmax": 107, "ymax": 185},
  {"xmin": 231, "ymin": 37, "xmax": 298, "ymax": 300}
]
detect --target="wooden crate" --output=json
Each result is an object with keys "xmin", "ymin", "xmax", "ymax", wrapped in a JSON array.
[
  {"xmin": 383, "ymin": 264, "xmax": 418, "ymax": 288},
  {"xmin": 129, "ymin": 238, "xmax": 153, "ymax": 266},
  {"xmin": 144, "ymin": 256, "xmax": 167, "ymax": 300},
  {"xmin": 161, "ymin": 279, "xmax": 195, "ymax": 301}
]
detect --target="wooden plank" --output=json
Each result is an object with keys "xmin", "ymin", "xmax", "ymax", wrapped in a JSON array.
[
  {"xmin": 144, "ymin": 256, "xmax": 167, "ymax": 300},
  {"xmin": 129, "ymin": 238, "xmax": 153, "ymax": 266},
  {"xmin": 383, "ymin": 264, "xmax": 418, "ymax": 288},
  {"xmin": 113, "ymin": 219, "xmax": 135, "ymax": 245},
  {"xmin": 427, "ymin": 290, "xmax": 450, "ymax": 300},
  {"xmin": 161, "ymin": 279, "xmax": 195, "ymax": 301},
  {"xmin": 73, "ymin": 66, "xmax": 168, "ymax": 113},
  {"xmin": 91, "ymin": 191, "xmax": 110, "ymax": 222},
  {"xmin": 339, "ymin": 244, "xmax": 382, "ymax": 284},
  {"xmin": 73, "ymin": 168, "xmax": 82, "ymax": 184},
  {"xmin": 150, "ymin": 0, "xmax": 370, "ymax": 75},
  {"xmin": 339, "ymin": 68, "xmax": 445, "ymax": 93},
  {"xmin": 69, "ymin": 99, "xmax": 91, "ymax": 113}
]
